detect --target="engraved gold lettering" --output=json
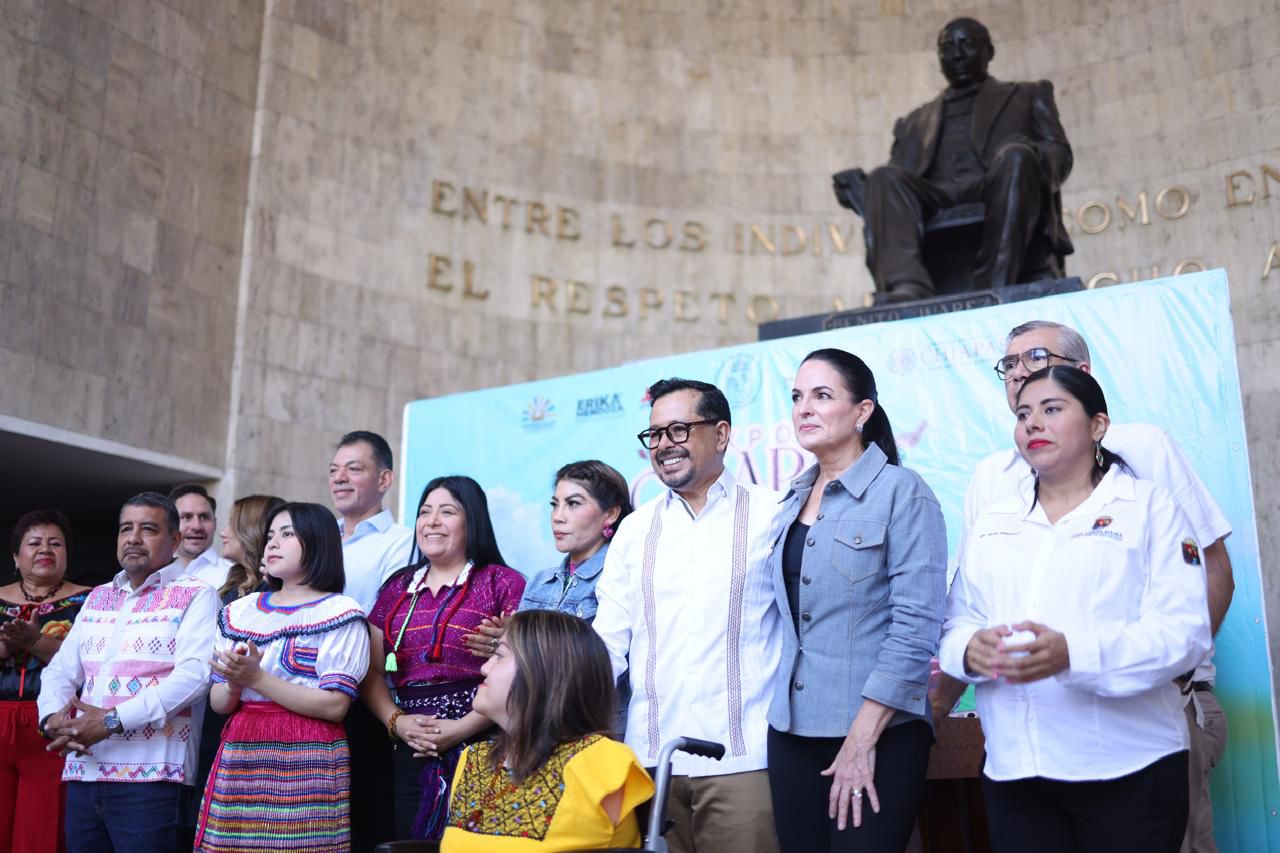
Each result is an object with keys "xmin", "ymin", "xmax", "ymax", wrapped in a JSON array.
[
  {"xmin": 431, "ymin": 180, "xmax": 457, "ymax": 216},
  {"xmin": 1262, "ymin": 164, "xmax": 1280, "ymax": 200},
  {"xmin": 556, "ymin": 208, "xmax": 581, "ymax": 241},
  {"xmin": 679, "ymin": 222, "xmax": 708, "ymax": 252},
  {"xmin": 525, "ymin": 202, "xmax": 551, "ymax": 236},
  {"xmin": 604, "ymin": 285, "xmax": 629, "ymax": 317},
  {"xmin": 827, "ymin": 223, "xmax": 857, "ymax": 254},
  {"xmin": 1115, "ymin": 192, "xmax": 1150, "ymax": 228},
  {"xmin": 1263, "ymin": 243, "xmax": 1280, "ymax": 280},
  {"xmin": 427, "ymin": 254, "xmax": 453, "ymax": 292},
  {"xmin": 709, "ymin": 292, "xmax": 735, "ymax": 323},
  {"xmin": 492, "ymin": 195, "xmax": 517, "ymax": 229},
  {"xmin": 780, "ymin": 225, "xmax": 807, "ymax": 256},
  {"xmin": 747, "ymin": 294, "xmax": 780, "ymax": 323},
  {"xmin": 1077, "ymin": 201, "xmax": 1111, "ymax": 235},
  {"xmin": 638, "ymin": 288, "xmax": 664, "ymax": 319},
  {"xmin": 1226, "ymin": 171, "xmax": 1256, "ymax": 207},
  {"xmin": 1154, "ymin": 185, "xmax": 1191, "ymax": 220},
  {"xmin": 566, "ymin": 280, "xmax": 591, "ymax": 314},
  {"xmin": 531, "ymin": 275, "xmax": 556, "ymax": 309},
  {"xmin": 611, "ymin": 215, "xmax": 636, "ymax": 248},
  {"xmin": 749, "ymin": 225, "xmax": 776, "ymax": 254},
  {"xmin": 462, "ymin": 187, "xmax": 487, "ymax": 223},
  {"xmin": 1086, "ymin": 272, "xmax": 1120, "ymax": 289},
  {"xmin": 462, "ymin": 259, "xmax": 488, "ymax": 300},
  {"xmin": 1173, "ymin": 258, "xmax": 1206, "ymax": 275},
  {"xmin": 643, "ymin": 219, "xmax": 673, "ymax": 250},
  {"xmin": 674, "ymin": 290, "xmax": 699, "ymax": 322}
]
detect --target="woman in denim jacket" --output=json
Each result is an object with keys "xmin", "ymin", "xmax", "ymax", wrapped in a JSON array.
[
  {"xmin": 518, "ymin": 460, "xmax": 633, "ymax": 620},
  {"xmin": 767, "ymin": 348, "xmax": 947, "ymax": 853}
]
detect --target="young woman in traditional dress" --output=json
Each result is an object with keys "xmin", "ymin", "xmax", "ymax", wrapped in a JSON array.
[
  {"xmin": 442, "ymin": 609, "xmax": 653, "ymax": 851},
  {"xmin": 194, "ymin": 502, "xmax": 370, "ymax": 853}
]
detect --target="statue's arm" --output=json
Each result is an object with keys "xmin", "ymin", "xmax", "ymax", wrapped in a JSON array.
[{"xmin": 1029, "ymin": 79, "xmax": 1073, "ymax": 185}]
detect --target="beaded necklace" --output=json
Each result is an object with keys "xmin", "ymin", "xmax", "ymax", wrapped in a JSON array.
[{"xmin": 382, "ymin": 561, "xmax": 474, "ymax": 672}]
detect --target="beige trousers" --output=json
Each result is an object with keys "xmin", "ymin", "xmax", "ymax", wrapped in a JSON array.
[
  {"xmin": 1180, "ymin": 689, "xmax": 1228, "ymax": 853},
  {"xmin": 662, "ymin": 769, "xmax": 780, "ymax": 853}
]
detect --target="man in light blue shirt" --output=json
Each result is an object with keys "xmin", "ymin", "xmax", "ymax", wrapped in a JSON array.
[
  {"xmin": 330, "ymin": 429, "xmax": 412, "ymax": 853},
  {"xmin": 330, "ymin": 430, "xmax": 414, "ymax": 614}
]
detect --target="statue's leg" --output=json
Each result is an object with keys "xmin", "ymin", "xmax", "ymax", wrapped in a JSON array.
[
  {"xmin": 864, "ymin": 166, "xmax": 949, "ymax": 294},
  {"xmin": 975, "ymin": 142, "xmax": 1045, "ymax": 288}
]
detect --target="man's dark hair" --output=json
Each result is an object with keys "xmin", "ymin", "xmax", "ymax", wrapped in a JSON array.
[
  {"xmin": 262, "ymin": 502, "xmax": 346, "ymax": 593},
  {"xmin": 337, "ymin": 430, "xmax": 394, "ymax": 472},
  {"xmin": 122, "ymin": 492, "xmax": 180, "ymax": 535},
  {"xmin": 645, "ymin": 378, "xmax": 732, "ymax": 427},
  {"xmin": 168, "ymin": 483, "xmax": 216, "ymax": 516}
]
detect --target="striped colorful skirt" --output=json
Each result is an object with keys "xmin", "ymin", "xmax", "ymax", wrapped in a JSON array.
[{"xmin": 194, "ymin": 701, "xmax": 350, "ymax": 852}]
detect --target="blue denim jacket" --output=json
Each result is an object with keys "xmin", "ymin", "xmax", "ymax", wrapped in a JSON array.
[
  {"xmin": 516, "ymin": 544, "xmax": 609, "ymax": 621},
  {"xmin": 766, "ymin": 443, "xmax": 947, "ymax": 737}
]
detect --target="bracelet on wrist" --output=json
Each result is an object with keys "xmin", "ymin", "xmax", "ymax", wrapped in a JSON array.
[{"xmin": 386, "ymin": 709, "xmax": 405, "ymax": 740}]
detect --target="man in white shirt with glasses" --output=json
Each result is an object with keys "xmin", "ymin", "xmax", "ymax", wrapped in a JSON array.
[{"xmin": 594, "ymin": 377, "xmax": 784, "ymax": 853}]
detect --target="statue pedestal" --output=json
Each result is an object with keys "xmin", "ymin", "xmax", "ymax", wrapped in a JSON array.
[{"xmin": 758, "ymin": 277, "xmax": 1084, "ymax": 340}]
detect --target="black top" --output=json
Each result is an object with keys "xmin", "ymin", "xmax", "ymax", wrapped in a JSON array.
[
  {"xmin": 782, "ymin": 521, "xmax": 810, "ymax": 634},
  {"xmin": 0, "ymin": 591, "xmax": 88, "ymax": 700}
]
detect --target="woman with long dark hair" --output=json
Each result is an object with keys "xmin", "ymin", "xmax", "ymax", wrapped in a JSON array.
[
  {"xmin": 767, "ymin": 348, "xmax": 947, "ymax": 852},
  {"xmin": 442, "ymin": 609, "xmax": 653, "ymax": 851},
  {"xmin": 940, "ymin": 366, "xmax": 1211, "ymax": 853},
  {"xmin": 362, "ymin": 475, "xmax": 526, "ymax": 841},
  {"xmin": 196, "ymin": 502, "xmax": 370, "ymax": 852}
]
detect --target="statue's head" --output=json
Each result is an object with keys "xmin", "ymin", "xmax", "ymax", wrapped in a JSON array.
[{"xmin": 937, "ymin": 17, "xmax": 994, "ymax": 88}]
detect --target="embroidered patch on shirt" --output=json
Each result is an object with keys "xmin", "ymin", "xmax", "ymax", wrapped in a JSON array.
[
  {"xmin": 1182, "ymin": 538, "xmax": 1201, "ymax": 566},
  {"xmin": 1092, "ymin": 516, "xmax": 1113, "ymax": 530}
]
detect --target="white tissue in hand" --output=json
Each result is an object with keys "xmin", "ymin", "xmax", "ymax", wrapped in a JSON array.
[{"xmin": 1005, "ymin": 629, "xmax": 1037, "ymax": 658}]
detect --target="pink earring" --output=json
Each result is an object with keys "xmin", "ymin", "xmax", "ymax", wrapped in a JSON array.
[{"xmin": 602, "ymin": 524, "xmax": 615, "ymax": 540}]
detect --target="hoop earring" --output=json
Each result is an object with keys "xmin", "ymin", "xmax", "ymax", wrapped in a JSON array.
[{"xmin": 1095, "ymin": 440, "xmax": 1104, "ymax": 468}]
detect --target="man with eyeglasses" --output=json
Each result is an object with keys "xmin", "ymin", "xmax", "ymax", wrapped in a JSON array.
[
  {"xmin": 934, "ymin": 319, "xmax": 1233, "ymax": 853},
  {"xmin": 593, "ymin": 378, "xmax": 785, "ymax": 853}
]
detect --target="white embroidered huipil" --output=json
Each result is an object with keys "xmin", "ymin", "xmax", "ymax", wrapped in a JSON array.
[
  {"xmin": 37, "ymin": 564, "xmax": 219, "ymax": 783},
  {"xmin": 940, "ymin": 468, "xmax": 1212, "ymax": 782},
  {"xmin": 593, "ymin": 468, "xmax": 784, "ymax": 777},
  {"xmin": 959, "ymin": 422, "xmax": 1230, "ymax": 687}
]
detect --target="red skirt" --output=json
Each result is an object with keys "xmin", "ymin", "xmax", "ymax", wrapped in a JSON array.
[{"xmin": 194, "ymin": 701, "xmax": 349, "ymax": 853}]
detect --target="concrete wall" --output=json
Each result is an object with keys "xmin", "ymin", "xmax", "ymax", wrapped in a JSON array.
[{"xmin": 0, "ymin": 0, "xmax": 263, "ymax": 471}]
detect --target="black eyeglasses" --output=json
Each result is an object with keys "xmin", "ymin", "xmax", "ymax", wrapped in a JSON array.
[
  {"xmin": 637, "ymin": 419, "xmax": 719, "ymax": 449},
  {"xmin": 993, "ymin": 347, "xmax": 1074, "ymax": 381}
]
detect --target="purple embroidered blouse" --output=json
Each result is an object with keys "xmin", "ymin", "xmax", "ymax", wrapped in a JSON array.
[{"xmin": 368, "ymin": 563, "xmax": 526, "ymax": 687}]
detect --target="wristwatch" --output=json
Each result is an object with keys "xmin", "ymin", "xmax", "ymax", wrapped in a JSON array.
[{"xmin": 102, "ymin": 709, "xmax": 124, "ymax": 735}]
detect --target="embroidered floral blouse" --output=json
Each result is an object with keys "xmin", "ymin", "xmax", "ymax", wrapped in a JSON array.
[
  {"xmin": 368, "ymin": 563, "xmax": 526, "ymax": 688},
  {"xmin": 442, "ymin": 735, "xmax": 653, "ymax": 852},
  {"xmin": 212, "ymin": 592, "xmax": 370, "ymax": 700},
  {"xmin": 0, "ymin": 592, "xmax": 87, "ymax": 700}
]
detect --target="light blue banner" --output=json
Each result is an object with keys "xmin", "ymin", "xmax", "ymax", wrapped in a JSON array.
[{"xmin": 402, "ymin": 269, "xmax": 1277, "ymax": 851}]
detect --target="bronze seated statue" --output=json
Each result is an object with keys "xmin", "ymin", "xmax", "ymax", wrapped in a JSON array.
[{"xmin": 835, "ymin": 18, "xmax": 1074, "ymax": 304}]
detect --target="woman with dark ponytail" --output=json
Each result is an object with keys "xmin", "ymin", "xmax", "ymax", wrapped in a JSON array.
[
  {"xmin": 766, "ymin": 348, "xmax": 948, "ymax": 852},
  {"xmin": 940, "ymin": 366, "xmax": 1211, "ymax": 853}
]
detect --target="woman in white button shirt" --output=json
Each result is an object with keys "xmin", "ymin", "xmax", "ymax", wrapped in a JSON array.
[{"xmin": 939, "ymin": 365, "xmax": 1211, "ymax": 853}]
